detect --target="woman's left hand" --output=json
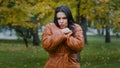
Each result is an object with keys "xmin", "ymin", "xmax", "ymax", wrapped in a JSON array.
[{"xmin": 61, "ymin": 28, "xmax": 72, "ymax": 34}]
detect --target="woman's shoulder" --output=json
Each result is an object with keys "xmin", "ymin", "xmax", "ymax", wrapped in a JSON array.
[
  {"xmin": 46, "ymin": 22, "xmax": 55, "ymax": 26},
  {"xmin": 74, "ymin": 23, "xmax": 82, "ymax": 30},
  {"xmin": 74, "ymin": 23, "xmax": 81, "ymax": 28},
  {"xmin": 45, "ymin": 22, "xmax": 55, "ymax": 27}
]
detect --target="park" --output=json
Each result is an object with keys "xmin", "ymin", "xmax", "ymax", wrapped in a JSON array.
[
  {"xmin": 0, "ymin": 0, "xmax": 120, "ymax": 68},
  {"xmin": 0, "ymin": 35, "xmax": 120, "ymax": 68}
]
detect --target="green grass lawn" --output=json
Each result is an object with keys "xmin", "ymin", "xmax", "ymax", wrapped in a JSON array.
[
  {"xmin": 81, "ymin": 36, "xmax": 120, "ymax": 68},
  {"xmin": 0, "ymin": 35, "xmax": 120, "ymax": 68}
]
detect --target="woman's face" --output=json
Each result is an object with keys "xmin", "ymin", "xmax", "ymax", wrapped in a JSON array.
[{"xmin": 57, "ymin": 12, "xmax": 68, "ymax": 29}]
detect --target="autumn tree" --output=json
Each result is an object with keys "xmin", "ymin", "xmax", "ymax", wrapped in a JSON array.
[
  {"xmin": 0, "ymin": 0, "xmax": 53, "ymax": 47},
  {"xmin": 0, "ymin": 0, "xmax": 120, "ymax": 44},
  {"xmin": 78, "ymin": 0, "xmax": 120, "ymax": 43}
]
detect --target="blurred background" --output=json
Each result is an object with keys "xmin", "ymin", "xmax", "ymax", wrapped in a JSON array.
[{"xmin": 0, "ymin": 0, "xmax": 120, "ymax": 68}]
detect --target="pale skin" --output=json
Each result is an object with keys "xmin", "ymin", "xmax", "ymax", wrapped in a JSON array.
[{"xmin": 56, "ymin": 12, "xmax": 72, "ymax": 36}]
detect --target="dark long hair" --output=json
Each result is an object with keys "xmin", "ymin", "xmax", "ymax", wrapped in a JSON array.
[{"xmin": 54, "ymin": 5, "xmax": 75, "ymax": 35}]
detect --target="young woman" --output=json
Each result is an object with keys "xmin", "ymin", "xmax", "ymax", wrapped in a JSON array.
[{"xmin": 42, "ymin": 5, "xmax": 84, "ymax": 68}]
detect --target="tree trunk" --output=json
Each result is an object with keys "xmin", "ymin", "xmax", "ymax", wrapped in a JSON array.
[
  {"xmin": 76, "ymin": 0, "xmax": 88, "ymax": 62},
  {"xmin": 105, "ymin": 26, "xmax": 111, "ymax": 43},
  {"xmin": 15, "ymin": 27, "xmax": 28, "ymax": 48},
  {"xmin": 101, "ymin": 25, "xmax": 104, "ymax": 35},
  {"xmin": 31, "ymin": 28, "xmax": 40, "ymax": 46},
  {"xmin": 23, "ymin": 36, "xmax": 28, "ymax": 48},
  {"xmin": 76, "ymin": 0, "xmax": 81, "ymax": 62},
  {"xmin": 80, "ymin": 16, "xmax": 88, "ymax": 44}
]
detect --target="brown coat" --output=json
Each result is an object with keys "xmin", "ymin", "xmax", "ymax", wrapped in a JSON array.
[{"xmin": 42, "ymin": 23, "xmax": 84, "ymax": 68}]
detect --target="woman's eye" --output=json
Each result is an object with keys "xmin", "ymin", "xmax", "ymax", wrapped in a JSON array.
[
  {"xmin": 57, "ymin": 17, "xmax": 67, "ymax": 20},
  {"xmin": 63, "ymin": 17, "xmax": 67, "ymax": 19},
  {"xmin": 57, "ymin": 18, "xmax": 60, "ymax": 20}
]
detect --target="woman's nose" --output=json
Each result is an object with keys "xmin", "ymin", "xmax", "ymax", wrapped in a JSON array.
[{"xmin": 60, "ymin": 19, "xmax": 63, "ymax": 23}]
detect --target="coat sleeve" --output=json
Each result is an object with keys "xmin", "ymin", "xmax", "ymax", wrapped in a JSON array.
[
  {"xmin": 42, "ymin": 24, "xmax": 66, "ymax": 51},
  {"xmin": 66, "ymin": 24, "xmax": 84, "ymax": 52}
]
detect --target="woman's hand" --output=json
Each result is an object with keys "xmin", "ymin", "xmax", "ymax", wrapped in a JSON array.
[
  {"xmin": 61, "ymin": 28, "xmax": 72, "ymax": 37},
  {"xmin": 61, "ymin": 28, "xmax": 71, "ymax": 34}
]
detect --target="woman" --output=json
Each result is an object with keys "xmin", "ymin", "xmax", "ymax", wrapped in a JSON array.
[{"xmin": 42, "ymin": 5, "xmax": 84, "ymax": 68}]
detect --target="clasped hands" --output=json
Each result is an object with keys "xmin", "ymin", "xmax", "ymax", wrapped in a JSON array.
[{"xmin": 61, "ymin": 28, "xmax": 72, "ymax": 36}]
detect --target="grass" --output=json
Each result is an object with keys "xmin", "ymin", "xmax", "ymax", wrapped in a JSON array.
[
  {"xmin": 0, "ymin": 40, "xmax": 47, "ymax": 68},
  {"xmin": 81, "ymin": 35, "xmax": 120, "ymax": 68},
  {"xmin": 0, "ymin": 35, "xmax": 120, "ymax": 68}
]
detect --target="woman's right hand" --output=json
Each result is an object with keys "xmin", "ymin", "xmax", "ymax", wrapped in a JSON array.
[{"xmin": 61, "ymin": 28, "xmax": 72, "ymax": 34}]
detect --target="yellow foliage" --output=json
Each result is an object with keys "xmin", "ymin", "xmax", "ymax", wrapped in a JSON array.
[
  {"xmin": 0, "ymin": 0, "xmax": 2, "ymax": 2},
  {"xmin": 96, "ymin": 23, "xmax": 102, "ymax": 29},
  {"xmin": 99, "ymin": 0, "xmax": 105, "ymax": 3},
  {"xmin": 0, "ymin": 0, "xmax": 119, "ymax": 29},
  {"xmin": 81, "ymin": 9, "xmax": 89, "ymax": 16},
  {"xmin": 114, "ymin": 18, "xmax": 120, "ymax": 25},
  {"xmin": 88, "ymin": 14, "xmax": 96, "ymax": 21}
]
